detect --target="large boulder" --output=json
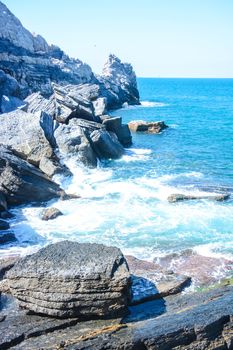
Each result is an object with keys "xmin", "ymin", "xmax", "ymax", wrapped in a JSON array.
[
  {"xmin": 6, "ymin": 241, "xmax": 130, "ymax": 318},
  {"xmin": 0, "ymin": 145, "xmax": 64, "ymax": 205},
  {"xmin": 0, "ymin": 109, "xmax": 55, "ymax": 166},
  {"xmin": 90, "ymin": 129, "xmax": 125, "ymax": 160},
  {"xmin": 103, "ymin": 116, "xmax": 132, "ymax": 147},
  {"xmin": 25, "ymin": 92, "xmax": 56, "ymax": 118},
  {"xmin": 52, "ymin": 83, "xmax": 101, "ymax": 123},
  {"xmin": 55, "ymin": 118, "xmax": 98, "ymax": 167},
  {"xmin": 128, "ymin": 120, "xmax": 168, "ymax": 133}
]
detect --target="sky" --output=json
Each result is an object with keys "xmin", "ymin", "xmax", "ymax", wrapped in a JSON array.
[{"xmin": 3, "ymin": 0, "xmax": 233, "ymax": 77}]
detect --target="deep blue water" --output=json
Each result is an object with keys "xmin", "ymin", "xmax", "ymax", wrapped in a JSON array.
[{"xmin": 2, "ymin": 78, "xmax": 233, "ymax": 270}]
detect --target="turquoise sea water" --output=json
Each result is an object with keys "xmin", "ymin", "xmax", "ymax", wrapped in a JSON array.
[{"xmin": 2, "ymin": 78, "xmax": 233, "ymax": 266}]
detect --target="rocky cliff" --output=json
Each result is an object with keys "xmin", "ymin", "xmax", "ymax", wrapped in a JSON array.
[
  {"xmin": 0, "ymin": 1, "xmax": 139, "ymax": 109},
  {"xmin": 0, "ymin": 0, "xmax": 137, "ymax": 220}
]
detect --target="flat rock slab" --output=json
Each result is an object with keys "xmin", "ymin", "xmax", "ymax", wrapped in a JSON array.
[
  {"xmin": 126, "ymin": 255, "xmax": 191, "ymax": 305},
  {"xmin": 1, "ymin": 286, "xmax": 232, "ymax": 350},
  {"xmin": 6, "ymin": 241, "xmax": 130, "ymax": 318},
  {"xmin": 167, "ymin": 193, "xmax": 230, "ymax": 203}
]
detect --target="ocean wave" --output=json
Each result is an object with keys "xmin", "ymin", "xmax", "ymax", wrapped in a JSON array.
[
  {"xmin": 120, "ymin": 148, "xmax": 152, "ymax": 162},
  {"xmin": 121, "ymin": 101, "xmax": 168, "ymax": 109},
  {"xmin": 140, "ymin": 101, "xmax": 168, "ymax": 107}
]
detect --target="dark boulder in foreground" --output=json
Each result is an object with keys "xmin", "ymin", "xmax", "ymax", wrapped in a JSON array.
[
  {"xmin": 168, "ymin": 193, "xmax": 230, "ymax": 203},
  {"xmin": 0, "ymin": 145, "xmax": 65, "ymax": 205},
  {"xmin": 128, "ymin": 120, "xmax": 168, "ymax": 133},
  {"xmin": 6, "ymin": 241, "xmax": 130, "ymax": 318},
  {"xmin": 41, "ymin": 207, "xmax": 63, "ymax": 221}
]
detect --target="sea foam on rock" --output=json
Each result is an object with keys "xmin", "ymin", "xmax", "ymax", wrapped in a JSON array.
[{"xmin": 6, "ymin": 241, "xmax": 131, "ymax": 318}]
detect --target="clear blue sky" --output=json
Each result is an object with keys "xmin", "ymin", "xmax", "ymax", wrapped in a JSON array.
[{"xmin": 3, "ymin": 0, "xmax": 233, "ymax": 77}]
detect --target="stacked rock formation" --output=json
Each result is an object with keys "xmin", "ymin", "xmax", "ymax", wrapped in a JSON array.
[{"xmin": 6, "ymin": 241, "xmax": 131, "ymax": 318}]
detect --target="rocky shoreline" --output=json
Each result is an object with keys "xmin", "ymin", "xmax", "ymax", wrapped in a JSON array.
[
  {"xmin": 0, "ymin": 1, "xmax": 232, "ymax": 349},
  {"xmin": 0, "ymin": 242, "xmax": 233, "ymax": 349}
]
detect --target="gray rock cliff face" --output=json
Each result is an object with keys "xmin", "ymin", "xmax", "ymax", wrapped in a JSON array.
[
  {"xmin": 0, "ymin": 109, "xmax": 55, "ymax": 166},
  {"xmin": 99, "ymin": 54, "xmax": 140, "ymax": 108},
  {"xmin": 0, "ymin": 1, "xmax": 138, "ymax": 197},
  {"xmin": 0, "ymin": 2, "xmax": 139, "ymax": 110},
  {"xmin": 0, "ymin": 1, "xmax": 94, "ymax": 97},
  {"xmin": 0, "ymin": 145, "xmax": 64, "ymax": 205}
]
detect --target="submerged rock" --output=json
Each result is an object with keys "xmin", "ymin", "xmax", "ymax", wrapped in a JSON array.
[
  {"xmin": 128, "ymin": 120, "xmax": 168, "ymax": 133},
  {"xmin": 0, "ymin": 145, "xmax": 64, "ymax": 205},
  {"xmin": 167, "ymin": 193, "xmax": 230, "ymax": 203},
  {"xmin": 6, "ymin": 241, "xmax": 130, "ymax": 318},
  {"xmin": 41, "ymin": 207, "xmax": 63, "ymax": 221}
]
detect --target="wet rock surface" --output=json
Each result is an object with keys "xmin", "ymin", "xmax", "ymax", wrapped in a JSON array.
[
  {"xmin": 126, "ymin": 255, "xmax": 191, "ymax": 305},
  {"xmin": 168, "ymin": 192, "xmax": 230, "ymax": 203},
  {"xmin": 0, "ymin": 231, "xmax": 16, "ymax": 245},
  {"xmin": 128, "ymin": 120, "xmax": 168, "ymax": 133},
  {"xmin": 155, "ymin": 250, "xmax": 233, "ymax": 286},
  {"xmin": 6, "ymin": 241, "xmax": 130, "ymax": 318},
  {"xmin": 41, "ymin": 207, "xmax": 63, "ymax": 221}
]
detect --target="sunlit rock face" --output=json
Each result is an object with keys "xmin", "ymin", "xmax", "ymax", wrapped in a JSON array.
[{"xmin": 0, "ymin": 1, "xmax": 94, "ymax": 97}]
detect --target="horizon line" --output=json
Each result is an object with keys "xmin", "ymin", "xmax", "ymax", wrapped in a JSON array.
[{"xmin": 137, "ymin": 76, "xmax": 233, "ymax": 79}]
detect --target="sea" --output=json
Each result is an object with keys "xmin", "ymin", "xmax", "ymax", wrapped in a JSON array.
[{"xmin": 1, "ymin": 78, "xmax": 233, "ymax": 275}]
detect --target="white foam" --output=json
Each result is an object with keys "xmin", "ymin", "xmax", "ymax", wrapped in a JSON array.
[
  {"xmin": 140, "ymin": 101, "xmax": 167, "ymax": 107},
  {"xmin": 1, "ymin": 150, "xmax": 233, "ymax": 270},
  {"xmin": 120, "ymin": 148, "xmax": 152, "ymax": 162},
  {"xmin": 121, "ymin": 101, "xmax": 168, "ymax": 109}
]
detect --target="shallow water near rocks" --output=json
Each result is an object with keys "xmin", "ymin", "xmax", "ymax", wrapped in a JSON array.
[{"xmin": 1, "ymin": 78, "xmax": 233, "ymax": 281}]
